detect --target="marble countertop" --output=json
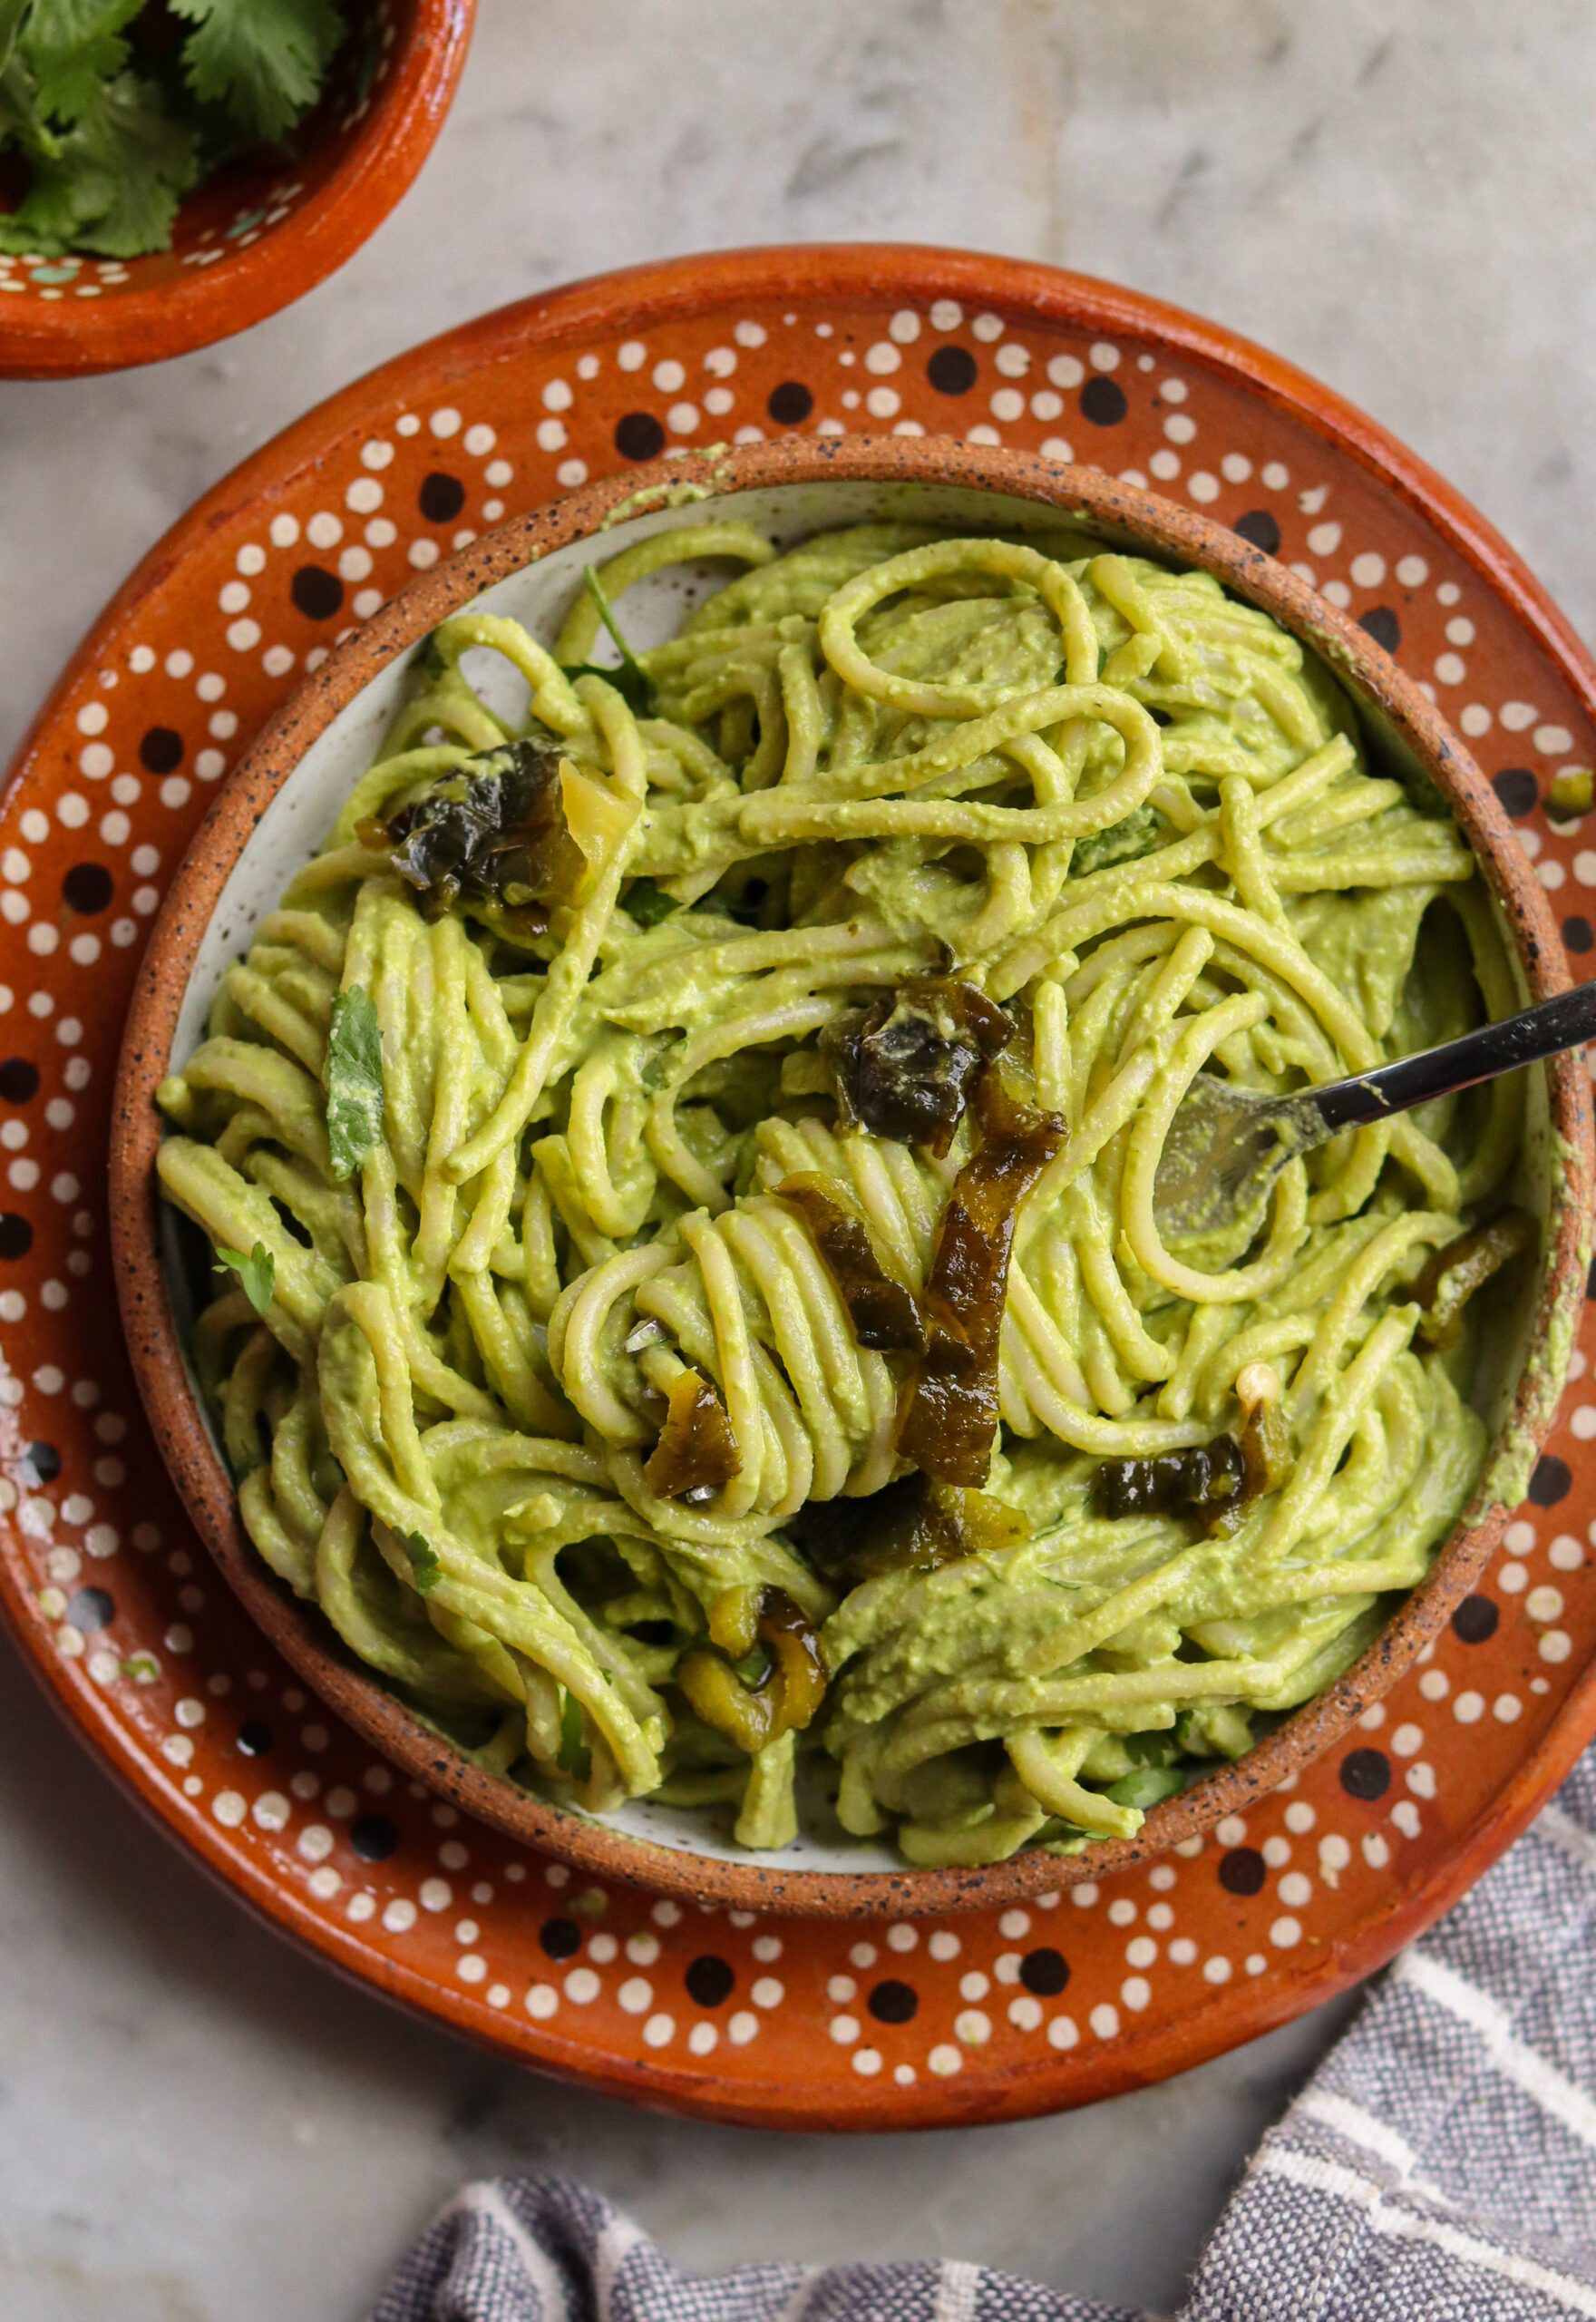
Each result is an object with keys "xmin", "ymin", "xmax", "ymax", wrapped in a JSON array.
[{"xmin": 1, "ymin": 3, "xmax": 1590, "ymax": 2316}]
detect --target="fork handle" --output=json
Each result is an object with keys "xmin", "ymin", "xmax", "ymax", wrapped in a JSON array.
[{"xmin": 1311, "ymin": 981, "xmax": 1596, "ymax": 1134}]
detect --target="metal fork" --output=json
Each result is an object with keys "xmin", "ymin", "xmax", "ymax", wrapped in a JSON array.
[{"xmin": 1153, "ymin": 982, "xmax": 1596, "ymax": 1236}]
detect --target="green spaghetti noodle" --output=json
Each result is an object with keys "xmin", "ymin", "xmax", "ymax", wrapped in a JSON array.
[{"xmin": 155, "ymin": 520, "xmax": 1528, "ymax": 1864}]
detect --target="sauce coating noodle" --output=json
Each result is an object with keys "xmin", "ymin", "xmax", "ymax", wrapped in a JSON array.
[{"xmin": 157, "ymin": 521, "xmax": 1522, "ymax": 1862}]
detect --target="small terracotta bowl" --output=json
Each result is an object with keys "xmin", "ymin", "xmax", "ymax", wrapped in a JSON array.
[
  {"xmin": 110, "ymin": 436, "xmax": 1595, "ymax": 1917},
  {"xmin": 0, "ymin": 0, "xmax": 474, "ymax": 379}
]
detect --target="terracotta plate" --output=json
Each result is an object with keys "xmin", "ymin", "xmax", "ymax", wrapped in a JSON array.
[{"xmin": 5, "ymin": 245, "xmax": 1596, "ymax": 2127}]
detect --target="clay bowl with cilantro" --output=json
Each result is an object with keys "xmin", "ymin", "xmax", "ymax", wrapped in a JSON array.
[
  {"xmin": 110, "ymin": 436, "xmax": 1593, "ymax": 1917},
  {"xmin": 0, "ymin": 0, "xmax": 474, "ymax": 378}
]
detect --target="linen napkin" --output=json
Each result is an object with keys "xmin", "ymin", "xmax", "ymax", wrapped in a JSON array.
[{"xmin": 374, "ymin": 1747, "xmax": 1596, "ymax": 2322}]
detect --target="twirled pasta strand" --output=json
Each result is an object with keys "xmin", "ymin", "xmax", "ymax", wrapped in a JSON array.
[{"xmin": 156, "ymin": 523, "xmax": 1518, "ymax": 1863}]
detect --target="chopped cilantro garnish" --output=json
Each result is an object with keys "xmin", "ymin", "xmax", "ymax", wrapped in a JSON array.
[
  {"xmin": 558, "ymin": 569, "xmax": 656, "ymax": 717},
  {"xmin": 400, "ymin": 1530, "xmax": 441, "ymax": 1594},
  {"xmin": 558, "ymin": 1687, "xmax": 591, "ymax": 1780},
  {"xmin": 1070, "ymin": 803, "xmax": 1164, "ymax": 879},
  {"xmin": 214, "ymin": 1239, "xmax": 275, "ymax": 1317},
  {"xmin": 625, "ymin": 876, "xmax": 680, "ymax": 927},
  {"xmin": 1103, "ymin": 1761, "xmax": 1186, "ymax": 1810},
  {"xmin": 324, "ymin": 984, "xmax": 385, "ymax": 1181}
]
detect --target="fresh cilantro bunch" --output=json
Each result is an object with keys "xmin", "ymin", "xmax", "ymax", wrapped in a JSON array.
[{"xmin": 0, "ymin": 0, "xmax": 345, "ymax": 259}]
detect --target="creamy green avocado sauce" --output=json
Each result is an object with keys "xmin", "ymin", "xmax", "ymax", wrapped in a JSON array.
[{"xmin": 154, "ymin": 521, "xmax": 1550, "ymax": 1866}]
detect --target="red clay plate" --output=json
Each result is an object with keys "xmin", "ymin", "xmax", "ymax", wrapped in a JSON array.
[{"xmin": 5, "ymin": 245, "xmax": 1596, "ymax": 2129}]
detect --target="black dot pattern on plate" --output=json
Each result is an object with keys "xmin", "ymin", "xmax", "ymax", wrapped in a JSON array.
[
  {"xmin": 539, "ymin": 1917, "xmax": 581, "ymax": 1961},
  {"xmin": 1563, "ymin": 916, "xmax": 1594, "ymax": 954},
  {"xmin": 1079, "ymin": 376, "xmax": 1127, "ymax": 426},
  {"xmin": 615, "ymin": 412, "xmax": 666, "ymax": 463},
  {"xmin": 926, "ymin": 345, "xmax": 978, "ymax": 395},
  {"xmin": 138, "ymin": 726, "xmax": 183, "ymax": 774},
  {"xmin": 349, "ymin": 1813, "xmax": 399, "ymax": 1861},
  {"xmin": 1531, "ymin": 1455, "xmax": 1572, "ymax": 1507},
  {"xmin": 63, "ymin": 862, "xmax": 114, "ymax": 918},
  {"xmin": 0, "ymin": 1214, "xmax": 33, "ymax": 1259},
  {"xmin": 1218, "ymin": 1846, "xmax": 1267, "ymax": 1897},
  {"xmin": 1017, "ymin": 1947, "xmax": 1070, "ymax": 1996},
  {"xmin": 19, "ymin": 1439, "xmax": 59, "ymax": 1483},
  {"xmin": 236, "ymin": 1719, "xmax": 273, "ymax": 1756},
  {"xmin": 1233, "ymin": 510, "xmax": 1281, "ymax": 555},
  {"xmin": 766, "ymin": 381, "xmax": 813, "ymax": 425},
  {"xmin": 1359, "ymin": 606, "xmax": 1402, "ymax": 654},
  {"xmin": 0, "ymin": 1059, "xmax": 37, "ymax": 1103},
  {"xmin": 684, "ymin": 1955, "xmax": 735, "ymax": 2007},
  {"xmin": 64, "ymin": 1585, "xmax": 112, "ymax": 1633},
  {"xmin": 867, "ymin": 1977, "xmax": 919, "ymax": 2024},
  {"xmin": 419, "ymin": 471, "xmax": 466, "ymax": 523},
  {"xmin": 1451, "ymin": 1594, "xmax": 1500, "ymax": 1644},
  {"xmin": 1339, "ymin": 1747, "xmax": 1392, "ymax": 1801},
  {"xmin": 1493, "ymin": 768, "xmax": 1538, "ymax": 818},
  {"xmin": 291, "ymin": 564, "xmax": 345, "ymax": 620}
]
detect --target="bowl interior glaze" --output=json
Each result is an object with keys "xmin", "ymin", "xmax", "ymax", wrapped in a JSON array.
[{"xmin": 112, "ymin": 439, "xmax": 1594, "ymax": 1915}]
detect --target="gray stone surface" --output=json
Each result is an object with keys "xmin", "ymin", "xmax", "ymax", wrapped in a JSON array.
[{"xmin": 0, "ymin": 2, "xmax": 1584, "ymax": 2315}]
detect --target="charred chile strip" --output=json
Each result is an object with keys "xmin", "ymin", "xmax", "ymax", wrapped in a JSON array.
[
  {"xmin": 761, "ymin": 1588, "xmax": 828, "ymax": 1723},
  {"xmin": 1415, "ymin": 1206, "xmax": 1536, "ymax": 1346},
  {"xmin": 1204, "ymin": 1403, "xmax": 1288, "ymax": 1537},
  {"xmin": 360, "ymin": 740, "xmax": 584, "ymax": 938},
  {"xmin": 678, "ymin": 1587, "xmax": 826, "ymax": 1753},
  {"xmin": 794, "ymin": 1472, "xmax": 1025, "ymax": 1581},
  {"xmin": 897, "ymin": 1073, "xmax": 1066, "ymax": 1486},
  {"xmin": 822, "ymin": 976, "xmax": 1012, "ymax": 1156},
  {"xmin": 776, "ymin": 1172, "xmax": 927, "ymax": 1352},
  {"xmin": 643, "ymin": 1369, "xmax": 741, "ymax": 1499},
  {"xmin": 1095, "ymin": 1437, "xmax": 1244, "ymax": 1522}
]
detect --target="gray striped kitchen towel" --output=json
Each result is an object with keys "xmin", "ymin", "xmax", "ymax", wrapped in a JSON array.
[{"xmin": 374, "ymin": 1749, "xmax": 1596, "ymax": 2322}]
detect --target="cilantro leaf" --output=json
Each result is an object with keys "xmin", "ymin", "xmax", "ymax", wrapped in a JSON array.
[
  {"xmin": 0, "ymin": 69, "xmax": 198, "ymax": 257},
  {"xmin": 214, "ymin": 1239, "xmax": 275, "ymax": 1317},
  {"xmin": 557, "ymin": 1688, "xmax": 591, "ymax": 1781},
  {"xmin": 561, "ymin": 659, "xmax": 655, "ymax": 717},
  {"xmin": 1070, "ymin": 803, "xmax": 1165, "ymax": 880},
  {"xmin": 70, "ymin": 73, "xmax": 197, "ymax": 255},
  {"xmin": 624, "ymin": 877, "xmax": 680, "ymax": 928},
  {"xmin": 0, "ymin": 126, "xmax": 100, "ymax": 249},
  {"xmin": 170, "ymin": 0, "xmax": 342, "ymax": 146},
  {"xmin": 1103, "ymin": 1762, "xmax": 1187, "ymax": 1811},
  {"xmin": 400, "ymin": 1530, "xmax": 441, "ymax": 1595},
  {"xmin": 560, "ymin": 569, "xmax": 657, "ymax": 717},
  {"xmin": 324, "ymin": 984, "xmax": 385, "ymax": 1181},
  {"xmin": 0, "ymin": 0, "xmax": 346, "ymax": 260},
  {"xmin": 0, "ymin": 0, "xmax": 33, "ymax": 77},
  {"xmin": 21, "ymin": 0, "xmax": 143, "ymax": 127},
  {"xmin": 0, "ymin": 55, "xmax": 52, "ymax": 162}
]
